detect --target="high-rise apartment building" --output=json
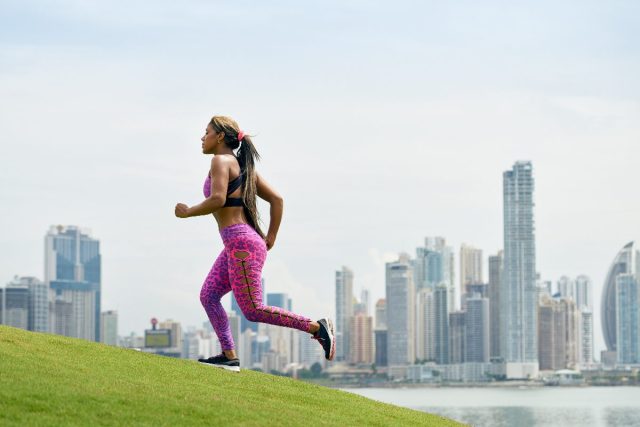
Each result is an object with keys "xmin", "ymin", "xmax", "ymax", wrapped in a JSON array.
[
  {"xmin": 45, "ymin": 225, "xmax": 101, "ymax": 342},
  {"xmin": 557, "ymin": 276, "xmax": 574, "ymax": 300},
  {"xmin": 465, "ymin": 295, "xmax": 490, "ymax": 363},
  {"xmin": 374, "ymin": 298, "xmax": 386, "ymax": 330},
  {"xmin": 601, "ymin": 241, "xmax": 640, "ymax": 362},
  {"xmin": 1, "ymin": 276, "xmax": 49, "ymax": 333},
  {"xmin": 579, "ymin": 310, "xmax": 594, "ymax": 367},
  {"xmin": 460, "ymin": 244, "xmax": 483, "ymax": 302},
  {"xmin": 538, "ymin": 295, "xmax": 580, "ymax": 370},
  {"xmin": 0, "ymin": 282, "xmax": 29, "ymax": 330},
  {"xmin": 335, "ymin": 266, "xmax": 354, "ymax": 362},
  {"xmin": 100, "ymin": 310, "xmax": 118, "ymax": 346},
  {"xmin": 349, "ymin": 313, "xmax": 373, "ymax": 364},
  {"xmin": 502, "ymin": 161, "xmax": 538, "ymax": 365},
  {"xmin": 386, "ymin": 254, "xmax": 415, "ymax": 366},
  {"xmin": 416, "ymin": 288, "xmax": 435, "ymax": 361},
  {"xmin": 575, "ymin": 275, "xmax": 592, "ymax": 311},
  {"xmin": 434, "ymin": 283, "xmax": 449, "ymax": 365},
  {"xmin": 414, "ymin": 237, "xmax": 455, "ymax": 311},
  {"xmin": 616, "ymin": 273, "xmax": 639, "ymax": 364},
  {"xmin": 448, "ymin": 311, "xmax": 465, "ymax": 364},
  {"xmin": 488, "ymin": 251, "xmax": 503, "ymax": 359}
]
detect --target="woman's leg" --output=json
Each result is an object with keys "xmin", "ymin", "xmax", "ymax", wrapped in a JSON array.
[
  {"xmin": 199, "ymin": 248, "xmax": 236, "ymax": 351},
  {"xmin": 226, "ymin": 233, "xmax": 314, "ymax": 333}
]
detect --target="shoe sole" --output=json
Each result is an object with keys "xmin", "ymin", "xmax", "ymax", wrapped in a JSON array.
[
  {"xmin": 198, "ymin": 361, "xmax": 241, "ymax": 372},
  {"xmin": 326, "ymin": 318, "xmax": 336, "ymax": 361}
]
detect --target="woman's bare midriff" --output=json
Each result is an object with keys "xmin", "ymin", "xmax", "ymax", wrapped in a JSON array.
[
  {"xmin": 213, "ymin": 206, "xmax": 248, "ymax": 231},
  {"xmin": 211, "ymin": 156, "xmax": 248, "ymax": 231}
]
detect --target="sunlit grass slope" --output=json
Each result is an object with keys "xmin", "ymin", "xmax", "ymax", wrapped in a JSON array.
[{"xmin": 0, "ymin": 325, "xmax": 462, "ymax": 426}]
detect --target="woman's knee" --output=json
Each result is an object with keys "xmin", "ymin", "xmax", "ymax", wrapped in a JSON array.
[{"xmin": 242, "ymin": 307, "xmax": 262, "ymax": 322}]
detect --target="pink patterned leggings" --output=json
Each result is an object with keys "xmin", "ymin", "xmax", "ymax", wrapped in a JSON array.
[{"xmin": 199, "ymin": 223, "xmax": 313, "ymax": 350}]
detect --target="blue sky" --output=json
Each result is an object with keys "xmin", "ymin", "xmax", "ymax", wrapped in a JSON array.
[{"xmin": 1, "ymin": 1, "xmax": 639, "ymax": 356}]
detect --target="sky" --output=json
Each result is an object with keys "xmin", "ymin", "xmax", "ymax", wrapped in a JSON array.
[{"xmin": 1, "ymin": 1, "xmax": 639, "ymax": 357}]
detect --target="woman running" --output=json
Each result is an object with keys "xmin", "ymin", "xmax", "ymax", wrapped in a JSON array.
[{"xmin": 174, "ymin": 115, "xmax": 335, "ymax": 372}]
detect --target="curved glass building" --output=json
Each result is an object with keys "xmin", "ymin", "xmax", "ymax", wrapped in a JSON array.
[{"xmin": 601, "ymin": 241, "xmax": 639, "ymax": 352}]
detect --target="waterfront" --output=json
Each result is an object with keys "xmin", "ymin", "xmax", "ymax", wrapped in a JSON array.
[{"xmin": 343, "ymin": 386, "xmax": 640, "ymax": 426}]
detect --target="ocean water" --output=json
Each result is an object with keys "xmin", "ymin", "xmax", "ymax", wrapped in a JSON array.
[{"xmin": 343, "ymin": 386, "xmax": 640, "ymax": 426}]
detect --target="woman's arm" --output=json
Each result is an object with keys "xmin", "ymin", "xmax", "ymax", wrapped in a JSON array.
[
  {"xmin": 256, "ymin": 172, "xmax": 283, "ymax": 247},
  {"xmin": 177, "ymin": 156, "xmax": 230, "ymax": 218}
]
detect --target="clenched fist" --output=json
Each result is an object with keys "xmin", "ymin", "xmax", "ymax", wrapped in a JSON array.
[{"xmin": 175, "ymin": 203, "xmax": 190, "ymax": 218}]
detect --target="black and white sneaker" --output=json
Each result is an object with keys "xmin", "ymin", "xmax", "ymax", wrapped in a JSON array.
[
  {"xmin": 311, "ymin": 318, "xmax": 335, "ymax": 361},
  {"xmin": 198, "ymin": 353, "xmax": 240, "ymax": 372}
]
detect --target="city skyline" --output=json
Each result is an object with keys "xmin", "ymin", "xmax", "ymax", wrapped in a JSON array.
[
  {"xmin": 2, "ymin": 1, "xmax": 639, "ymax": 358},
  {"xmin": 1, "ymin": 216, "xmax": 631, "ymax": 374},
  {"xmin": 2, "ymin": 217, "xmax": 633, "ymax": 359}
]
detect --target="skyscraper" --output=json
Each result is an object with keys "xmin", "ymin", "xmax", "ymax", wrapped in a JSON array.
[
  {"xmin": 416, "ymin": 288, "xmax": 435, "ymax": 361},
  {"xmin": 575, "ymin": 275, "xmax": 593, "ymax": 311},
  {"xmin": 501, "ymin": 161, "xmax": 538, "ymax": 365},
  {"xmin": 460, "ymin": 244, "xmax": 483, "ymax": 302},
  {"xmin": 27, "ymin": 277, "xmax": 48, "ymax": 333},
  {"xmin": 349, "ymin": 313, "xmax": 373, "ymax": 365},
  {"xmin": 414, "ymin": 237, "xmax": 455, "ymax": 311},
  {"xmin": 557, "ymin": 276, "xmax": 575, "ymax": 300},
  {"xmin": 601, "ymin": 242, "xmax": 640, "ymax": 355},
  {"xmin": 465, "ymin": 295, "xmax": 490, "ymax": 363},
  {"xmin": 385, "ymin": 254, "xmax": 415, "ymax": 366},
  {"xmin": 50, "ymin": 298, "xmax": 73, "ymax": 336},
  {"xmin": 488, "ymin": 251, "xmax": 503, "ymax": 359},
  {"xmin": 538, "ymin": 295, "xmax": 580, "ymax": 370},
  {"xmin": 448, "ymin": 311, "xmax": 465, "ymax": 364},
  {"xmin": 374, "ymin": 298, "xmax": 386, "ymax": 330},
  {"xmin": 241, "ymin": 329, "xmax": 257, "ymax": 368},
  {"xmin": 434, "ymin": 283, "xmax": 449, "ymax": 365},
  {"xmin": 298, "ymin": 329, "xmax": 324, "ymax": 368},
  {"xmin": 0, "ymin": 282, "xmax": 29, "ymax": 330},
  {"xmin": 374, "ymin": 329, "xmax": 388, "ymax": 367},
  {"xmin": 360, "ymin": 289, "xmax": 370, "ymax": 316},
  {"xmin": 100, "ymin": 310, "xmax": 118, "ymax": 346},
  {"xmin": 615, "ymin": 273, "xmax": 639, "ymax": 364},
  {"xmin": 374, "ymin": 298, "xmax": 388, "ymax": 367},
  {"xmin": 579, "ymin": 310, "xmax": 594, "ymax": 367},
  {"xmin": 1, "ymin": 276, "xmax": 48, "ymax": 333},
  {"xmin": 335, "ymin": 266, "xmax": 354, "ymax": 362},
  {"xmin": 45, "ymin": 225, "xmax": 101, "ymax": 342}
]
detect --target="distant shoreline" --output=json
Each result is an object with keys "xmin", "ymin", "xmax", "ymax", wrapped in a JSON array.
[{"xmin": 309, "ymin": 380, "xmax": 640, "ymax": 389}]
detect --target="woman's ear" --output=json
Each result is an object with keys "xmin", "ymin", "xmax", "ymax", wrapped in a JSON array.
[{"xmin": 217, "ymin": 132, "xmax": 225, "ymax": 143}]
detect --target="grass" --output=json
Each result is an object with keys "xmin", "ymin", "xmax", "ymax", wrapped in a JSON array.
[{"xmin": 0, "ymin": 325, "xmax": 463, "ymax": 426}]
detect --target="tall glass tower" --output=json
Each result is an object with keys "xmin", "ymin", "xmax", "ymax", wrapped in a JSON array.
[
  {"xmin": 601, "ymin": 241, "xmax": 640, "ymax": 363},
  {"xmin": 335, "ymin": 266, "xmax": 354, "ymax": 362},
  {"xmin": 414, "ymin": 237, "xmax": 455, "ymax": 311},
  {"xmin": 45, "ymin": 225, "xmax": 101, "ymax": 342},
  {"xmin": 601, "ymin": 242, "xmax": 640, "ymax": 352},
  {"xmin": 501, "ymin": 161, "xmax": 538, "ymax": 364},
  {"xmin": 385, "ymin": 254, "xmax": 415, "ymax": 366}
]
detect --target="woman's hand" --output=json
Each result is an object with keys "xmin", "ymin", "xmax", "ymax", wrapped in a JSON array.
[
  {"xmin": 175, "ymin": 203, "xmax": 190, "ymax": 218},
  {"xmin": 264, "ymin": 233, "xmax": 276, "ymax": 250}
]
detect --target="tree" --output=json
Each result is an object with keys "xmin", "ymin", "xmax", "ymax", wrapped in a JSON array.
[{"xmin": 310, "ymin": 362, "xmax": 323, "ymax": 377}]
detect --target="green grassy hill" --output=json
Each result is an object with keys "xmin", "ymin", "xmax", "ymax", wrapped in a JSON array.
[{"xmin": 0, "ymin": 325, "xmax": 462, "ymax": 426}]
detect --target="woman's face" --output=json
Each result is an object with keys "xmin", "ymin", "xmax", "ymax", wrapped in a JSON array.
[{"xmin": 201, "ymin": 123, "xmax": 222, "ymax": 154}]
